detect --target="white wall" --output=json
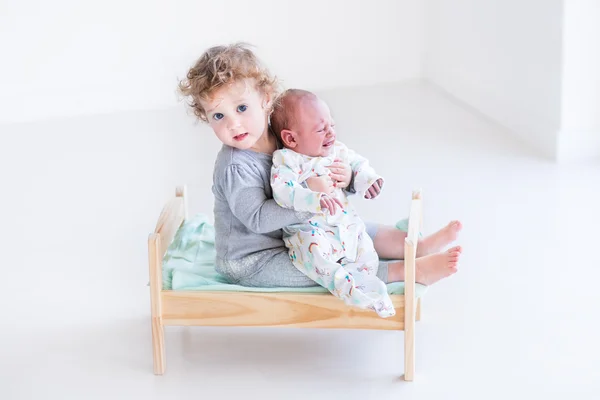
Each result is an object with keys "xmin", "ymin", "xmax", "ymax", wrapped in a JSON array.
[
  {"xmin": 558, "ymin": 0, "xmax": 600, "ymax": 162},
  {"xmin": 423, "ymin": 0, "xmax": 564, "ymax": 160},
  {"xmin": 0, "ymin": 0, "xmax": 423, "ymax": 124},
  {"xmin": 0, "ymin": 107, "xmax": 220, "ymax": 323},
  {"xmin": 0, "ymin": 0, "xmax": 424, "ymax": 321}
]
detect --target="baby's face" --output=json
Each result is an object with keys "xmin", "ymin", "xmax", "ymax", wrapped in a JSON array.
[{"xmin": 291, "ymin": 98, "xmax": 336, "ymax": 157}]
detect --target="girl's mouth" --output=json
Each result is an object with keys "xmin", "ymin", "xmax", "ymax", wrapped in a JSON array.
[{"xmin": 233, "ymin": 133, "xmax": 248, "ymax": 141}]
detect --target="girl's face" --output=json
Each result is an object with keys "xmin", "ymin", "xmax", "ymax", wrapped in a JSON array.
[{"xmin": 200, "ymin": 79, "xmax": 271, "ymax": 151}]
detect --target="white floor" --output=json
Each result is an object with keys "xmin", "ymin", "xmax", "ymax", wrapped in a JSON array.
[{"xmin": 1, "ymin": 82, "xmax": 599, "ymax": 399}]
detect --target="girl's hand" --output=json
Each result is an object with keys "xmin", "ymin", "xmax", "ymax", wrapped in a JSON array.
[
  {"xmin": 306, "ymin": 175, "xmax": 334, "ymax": 195},
  {"xmin": 364, "ymin": 179, "xmax": 383, "ymax": 199},
  {"xmin": 327, "ymin": 160, "xmax": 352, "ymax": 189},
  {"xmin": 320, "ymin": 194, "xmax": 344, "ymax": 215}
]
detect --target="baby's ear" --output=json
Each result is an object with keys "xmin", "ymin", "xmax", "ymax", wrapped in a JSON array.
[{"xmin": 280, "ymin": 129, "xmax": 297, "ymax": 148}]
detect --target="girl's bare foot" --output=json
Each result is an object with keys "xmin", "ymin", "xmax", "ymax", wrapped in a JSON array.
[
  {"xmin": 417, "ymin": 221, "xmax": 462, "ymax": 256},
  {"xmin": 415, "ymin": 246, "xmax": 461, "ymax": 285}
]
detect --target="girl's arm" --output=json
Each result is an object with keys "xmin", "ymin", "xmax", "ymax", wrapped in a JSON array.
[{"xmin": 222, "ymin": 164, "xmax": 314, "ymax": 234}]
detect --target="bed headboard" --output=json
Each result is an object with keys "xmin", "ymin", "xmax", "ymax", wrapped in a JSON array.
[
  {"xmin": 148, "ymin": 186, "xmax": 188, "ymax": 373},
  {"xmin": 153, "ymin": 185, "xmax": 188, "ymax": 258}
]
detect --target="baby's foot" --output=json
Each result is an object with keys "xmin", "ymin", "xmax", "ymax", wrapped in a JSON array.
[
  {"xmin": 417, "ymin": 221, "xmax": 462, "ymax": 256},
  {"xmin": 414, "ymin": 246, "xmax": 461, "ymax": 286}
]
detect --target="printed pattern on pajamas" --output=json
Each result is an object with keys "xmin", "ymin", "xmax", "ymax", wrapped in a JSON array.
[{"xmin": 270, "ymin": 142, "xmax": 395, "ymax": 318}]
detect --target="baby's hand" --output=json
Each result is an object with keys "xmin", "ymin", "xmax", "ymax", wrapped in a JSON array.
[
  {"xmin": 320, "ymin": 194, "xmax": 344, "ymax": 215},
  {"xmin": 364, "ymin": 179, "xmax": 383, "ymax": 199},
  {"xmin": 327, "ymin": 159, "xmax": 352, "ymax": 189},
  {"xmin": 306, "ymin": 175, "xmax": 334, "ymax": 195}
]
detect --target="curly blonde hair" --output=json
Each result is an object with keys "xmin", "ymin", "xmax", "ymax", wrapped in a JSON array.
[{"xmin": 178, "ymin": 43, "xmax": 281, "ymax": 122}]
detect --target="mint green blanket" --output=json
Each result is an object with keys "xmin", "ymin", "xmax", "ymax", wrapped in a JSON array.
[{"xmin": 162, "ymin": 213, "xmax": 426, "ymax": 297}]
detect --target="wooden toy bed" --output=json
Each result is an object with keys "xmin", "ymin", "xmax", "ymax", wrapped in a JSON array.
[{"xmin": 148, "ymin": 185, "xmax": 423, "ymax": 381}]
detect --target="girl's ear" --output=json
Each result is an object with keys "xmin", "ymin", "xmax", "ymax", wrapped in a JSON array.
[
  {"xmin": 262, "ymin": 92, "xmax": 272, "ymax": 109},
  {"xmin": 280, "ymin": 129, "xmax": 297, "ymax": 148}
]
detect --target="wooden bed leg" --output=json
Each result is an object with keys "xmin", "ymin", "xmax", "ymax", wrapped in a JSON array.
[
  {"xmin": 416, "ymin": 298, "xmax": 421, "ymax": 322},
  {"xmin": 149, "ymin": 233, "xmax": 166, "ymax": 375},
  {"xmin": 404, "ymin": 239, "xmax": 416, "ymax": 381},
  {"xmin": 403, "ymin": 189, "xmax": 420, "ymax": 381}
]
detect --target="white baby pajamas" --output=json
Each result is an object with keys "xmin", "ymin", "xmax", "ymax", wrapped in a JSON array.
[{"xmin": 271, "ymin": 142, "xmax": 395, "ymax": 318}]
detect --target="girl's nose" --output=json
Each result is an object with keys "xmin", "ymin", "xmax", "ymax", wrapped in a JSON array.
[{"xmin": 227, "ymin": 116, "xmax": 241, "ymax": 130}]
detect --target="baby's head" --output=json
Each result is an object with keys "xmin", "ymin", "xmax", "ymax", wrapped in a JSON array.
[
  {"xmin": 271, "ymin": 89, "xmax": 336, "ymax": 157},
  {"xmin": 178, "ymin": 43, "xmax": 281, "ymax": 150}
]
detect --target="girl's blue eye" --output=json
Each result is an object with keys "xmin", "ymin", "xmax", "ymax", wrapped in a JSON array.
[
  {"xmin": 213, "ymin": 113, "xmax": 224, "ymax": 121},
  {"xmin": 237, "ymin": 104, "xmax": 248, "ymax": 112}
]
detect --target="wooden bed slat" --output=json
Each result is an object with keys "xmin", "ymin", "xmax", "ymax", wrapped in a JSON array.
[
  {"xmin": 154, "ymin": 197, "xmax": 185, "ymax": 258},
  {"xmin": 161, "ymin": 291, "xmax": 406, "ymax": 330}
]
